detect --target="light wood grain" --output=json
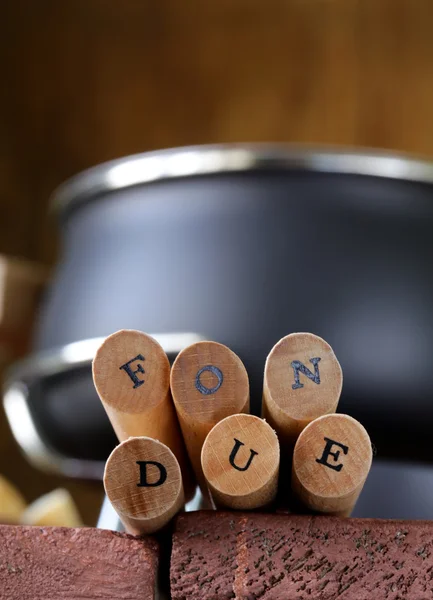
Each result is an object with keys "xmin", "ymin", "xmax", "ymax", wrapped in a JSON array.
[
  {"xmin": 263, "ymin": 332, "xmax": 343, "ymax": 448},
  {"xmin": 292, "ymin": 413, "xmax": 372, "ymax": 516},
  {"xmin": 201, "ymin": 414, "xmax": 279, "ymax": 510},
  {"xmin": 104, "ymin": 436, "xmax": 184, "ymax": 535},
  {"xmin": 170, "ymin": 341, "xmax": 249, "ymax": 496},
  {"xmin": 92, "ymin": 329, "xmax": 192, "ymax": 495}
]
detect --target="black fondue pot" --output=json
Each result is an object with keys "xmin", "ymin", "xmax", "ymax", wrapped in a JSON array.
[{"xmin": 4, "ymin": 145, "xmax": 433, "ymax": 518}]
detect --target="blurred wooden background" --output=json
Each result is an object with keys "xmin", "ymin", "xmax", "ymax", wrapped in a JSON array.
[
  {"xmin": 1, "ymin": 0, "xmax": 433, "ymax": 524},
  {"xmin": 2, "ymin": 0, "xmax": 433, "ymax": 265}
]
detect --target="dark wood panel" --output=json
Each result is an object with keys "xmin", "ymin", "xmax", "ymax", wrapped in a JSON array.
[{"xmin": 2, "ymin": 0, "xmax": 433, "ymax": 263}]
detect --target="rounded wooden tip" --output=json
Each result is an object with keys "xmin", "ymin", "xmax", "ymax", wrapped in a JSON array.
[
  {"xmin": 292, "ymin": 413, "xmax": 372, "ymax": 516},
  {"xmin": 170, "ymin": 341, "xmax": 250, "ymax": 493},
  {"xmin": 170, "ymin": 341, "xmax": 249, "ymax": 424},
  {"xmin": 263, "ymin": 332, "xmax": 343, "ymax": 444},
  {"xmin": 92, "ymin": 329, "xmax": 194, "ymax": 498},
  {"xmin": 92, "ymin": 329, "xmax": 170, "ymax": 414},
  {"xmin": 201, "ymin": 414, "xmax": 279, "ymax": 510},
  {"xmin": 104, "ymin": 436, "xmax": 184, "ymax": 535}
]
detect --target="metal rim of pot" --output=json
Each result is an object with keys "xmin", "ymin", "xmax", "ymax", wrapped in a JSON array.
[{"xmin": 51, "ymin": 143, "xmax": 433, "ymax": 216}]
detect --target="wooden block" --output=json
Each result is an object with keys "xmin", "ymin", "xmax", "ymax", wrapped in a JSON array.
[
  {"xmin": 104, "ymin": 436, "xmax": 184, "ymax": 535},
  {"xmin": 170, "ymin": 340, "xmax": 249, "ymax": 493},
  {"xmin": 171, "ymin": 511, "xmax": 433, "ymax": 600},
  {"xmin": 0, "ymin": 255, "xmax": 48, "ymax": 360},
  {"xmin": 92, "ymin": 329, "xmax": 192, "ymax": 492},
  {"xmin": 292, "ymin": 413, "xmax": 372, "ymax": 516},
  {"xmin": 201, "ymin": 414, "xmax": 279, "ymax": 510},
  {"xmin": 262, "ymin": 332, "xmax": 343, "ymax": 448},
  {"xmin": 0, "ymin": 524, "xmax": 158, "ymax": 599}
]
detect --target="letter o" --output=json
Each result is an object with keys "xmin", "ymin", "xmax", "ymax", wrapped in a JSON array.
[{"xmin": 195, "ymin": 365, "xmax": 224, "ymax": 395}]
